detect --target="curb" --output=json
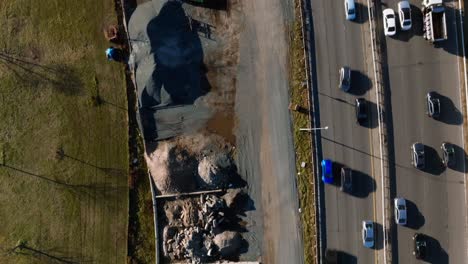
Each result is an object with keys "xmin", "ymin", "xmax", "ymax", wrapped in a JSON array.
[{"xmin": 297, "ymin": 0, "xmax": 324, "ymax": 263}]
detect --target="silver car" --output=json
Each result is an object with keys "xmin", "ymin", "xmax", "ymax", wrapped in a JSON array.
[
  {"xmin": 394, "ymin": 198, "xmax": 407, "ymax": 225},
  {"xmin": 426, "ymin": 92, "xmax": 440, "ymax": 118},
  {"xmin": 411, "ymin": 142, "xmax": 425, "ymax": 169},
  {"xmin": 362, "ymin": 221, "xmax": 374, "ymax": 248},
  {"xmin": 339, "ymin": 66, "xmax": 351, "ymax": 92}
]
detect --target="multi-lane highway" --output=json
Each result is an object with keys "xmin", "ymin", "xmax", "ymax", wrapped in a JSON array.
[
  {"xmin": 310, "ymin": 0, "xmax": 467, "ymax": 263},
  {"xmin": 381, "ymin": 0, "xmax": 467, "ymax": 263},
  {"xmin": 312, "ymin": 0, "xmax": 384, "ymax": 262}
]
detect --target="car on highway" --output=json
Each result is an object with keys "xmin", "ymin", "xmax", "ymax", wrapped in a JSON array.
[
  {"xmin": 339, "ymin": 66, "xmax": 351, "ymax": 92},
  {"xmin": 394, "ymin": 197, "xmax": 407, "ymax": 225},
  {"xmin": 340, "ymin": 167, "xmax": 352, "ymax": 192},
  {"xmin": 321, "ymin": 159, "xmax": 333, "ymax": 184},
  {"xmin": 441, "ymin": 142, "xmax": 455, "ymax": 167},
  {"xmin": 398, "ymin": 1, "xmax": 412, "ymax": 30},
  {"xmin": 383, "ymin": 8, "xmax": 397, "ymax": 36},
  {"xmin": 355, "ymin": 98, "xmax": 368, "ymax": 124},
  {"xmin": 411, "ymin": 142, "xmax": 425, "ymax": 169},
  {"xmin": 344, "ymin": 0, "xmax": 356, "ymax": 21},
  {"xmin": 413, "ymin": 233, "xmax": 428, "ymax": 260},
  {"xmin": 426, "ymin": 92, "xmax": 441, "ymax": 118},
  {"xmin": 362, "ymin": 221, "xmax": 374, "ymax": 248}
]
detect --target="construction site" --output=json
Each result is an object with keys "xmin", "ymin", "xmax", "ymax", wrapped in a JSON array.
[{"xmin": 122, "ymin": 0, "xmax": 261, "ymax": 262}]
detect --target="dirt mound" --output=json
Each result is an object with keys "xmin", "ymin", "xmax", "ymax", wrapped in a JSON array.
[
  {"xmin": 213, "ymin": 231, "xmax": 242, "ymax": 257},
  {"xmin": 197, "ymin": 152, "xmax": 232, "ymax": 188},
  {"xmin": 146, "ymin": 141, "xmax": 197, "ymax": 194},
  {"xmin": 147, "ymin": 133, "xmax": 236, "ymax": 193}
]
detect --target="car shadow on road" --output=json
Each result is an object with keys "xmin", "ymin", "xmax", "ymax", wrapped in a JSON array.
[
  {"xmin": 411, "ymin": 4, "xmax": 424, "ymax": 37},
  {"xmin": 329, "ymin": 162, "xmax": 376, "ymax": 198},
  {"xmin": 349, "ymin": 71, "xmax": 372, "ymax": 96},
  {"xmin": 354, "ymin": 3, "xmax": 369, "ymax": 24},
  {"xmin": 432, "ymin": 92, "xmax": 463, "ymax": 125},
  {"xmin": 352, "ymin": 170, "xmax": 376, "ymax": 198},
  {"xmin": 450, "ymin": 144, "xmax": 468, "ymax": 173},
  {"xmin": 373, "ymin": 222, "xmax": 384, "ymax": 250},
  {"xmin": 422, "ymin": 145, "xmax": 445, "ymax": 175},
  {"xmin": 405, "ymin": 199, "xmax": 425, "ymax": 230},
  {"xmin": 360, "ymin": 100, "xmax": 379, "ymax": 129},
  {"xmin": 324, "ymin": 249, "xmax": 357, "ymax": 264},
  {"xmin": 424, "ymin": 234, "xmax": 449, "ymax": 264}
]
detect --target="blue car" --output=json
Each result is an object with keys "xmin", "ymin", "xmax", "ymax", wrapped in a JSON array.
[{"xmin": 321, "ymin": 159, "xmax": 333, "ymax": 184}]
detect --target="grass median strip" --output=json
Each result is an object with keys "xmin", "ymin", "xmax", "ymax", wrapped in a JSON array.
[{"xmin": 289, "ymin": 1, "xmax": 317, "ymax": 263}]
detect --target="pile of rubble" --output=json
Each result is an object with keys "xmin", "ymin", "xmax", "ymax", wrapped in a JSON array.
[{"xmin": 162, "ymin": 191, "xmax": 245, "ymax": 263}]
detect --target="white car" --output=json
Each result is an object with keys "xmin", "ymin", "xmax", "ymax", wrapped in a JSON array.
[
  {"xmin": 394, "ymin": 198, "xmax": 407, "ymax": 225},
  {"xmin": 344, "ymin": 0, "xmax": 356, "ymax": 21},
  {"xmin": 362, "ymin": 221, "xmax": 374, "ymax": 248},
  {"xmin": 383, "ymin": 8, "xmax": 396, "ymax": 36},
  {"xmin": 398, "ymin": 1, "xmax": 412, "ymax": 30}
]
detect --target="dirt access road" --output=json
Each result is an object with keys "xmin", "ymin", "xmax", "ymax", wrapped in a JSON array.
[{"xmin": 235, "ymin": 0, "xmax": 304, "ymax": 263}]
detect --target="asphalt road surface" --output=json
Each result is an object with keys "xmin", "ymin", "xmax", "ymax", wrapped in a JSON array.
[
  {"xmin": 381, "ymin": 0, "xmax": 467, "ymax": 263},
  {"xmin": 311, "ymin": 0, "xmax": 384, "ymax": 262}
]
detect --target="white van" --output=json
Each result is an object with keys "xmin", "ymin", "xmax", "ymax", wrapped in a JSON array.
[{"xmin": 344, "ymin": 0, "xmax": 356, "ymax": 21}]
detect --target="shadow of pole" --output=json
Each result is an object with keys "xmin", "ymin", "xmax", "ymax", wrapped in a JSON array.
[{"xmin": 11, "ymin": 241, "xmax": 83, "ymax": 264}]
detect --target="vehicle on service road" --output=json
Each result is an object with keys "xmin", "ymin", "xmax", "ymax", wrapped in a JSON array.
[
  {"xmin": 398, "ymin": 1, "xmax": 412, "ymax": 30},
  {"xmin": 441, "ymin": 142, "xmax": 455, "ymax": 167},
  {"xmin": 413, "ymin": 233, "xmax": 428, "ymax": 260},
  {"xmin": 422, "ymin": 0, "xmax": 447, "ymax": 43},
  {"xmin": 394, "ymin": 198, "xmax": 407, "ymax": 225},
  {"xmin": 426, "ymin": 92, "xmax": 441, "ymax": 118},
  {"xmin": 344, "ymin": 0, "xmax": 356, "ymax": 21},
  {"xmin": 340, "ymin": 167, "xmax": 352, "ymax": 193},
  {"xmin": 383, "ymin": 8, "xmax": 397, "ymax": 36},
  {"xmin": 339, "ymin": 66, "xmax": 351, "ymax": 92},
  {"xmin": 322, "ymin": 159, "xmax": 333, "ymax": 184},
  {"xmin": 362, "ymin": 221, "xmax": 374, "ymax": 248},
  {"xmin": 411, "ymin": 142, "xmax": 425, "ymax": 169},
  {"xmin": 355, "ymin": 98, "xmax": 368, "ymax": 124}
]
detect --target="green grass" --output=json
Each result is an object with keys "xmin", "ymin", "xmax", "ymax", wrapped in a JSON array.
[
  {"xmin": 289, "ymin": 1, "xmax": 317, "ymax": 263},
  {"xmin": 127, "ymin": 90, "xmax": 156, "ymax": 263},
  {"xmin": 0, "ymin": 1, "xmax": 129, "ymax": 263}
]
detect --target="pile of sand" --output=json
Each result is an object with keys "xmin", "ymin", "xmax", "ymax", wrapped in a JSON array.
[
  {"xmin": 146, "ymin": 133, "xmax": 235, "ymax": 194},
  {"xmin": 146, "ymin": 141, "xmax": 197, "ymax": 194},
  {"xmin": 213, "ymin": 231, "xmax": 242, "ymax": 257},
  {"xmin": 197, "ymin": 152, "xmax": 232, "ymax": 188}
]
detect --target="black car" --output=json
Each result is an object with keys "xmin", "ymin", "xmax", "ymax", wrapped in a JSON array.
[
  {"xmin": 426, "ymin": 92, "xmax": 441, "ymax": 118},
  {"xmin": 441, "ymin": 142, "xmax": 455, "ymax": 167},
  {"xmin": 413, "ymin": 233, "xmax": 427, "ymax": 260},
  {"xmin": 355, "ymin": 98, "xmax": 368, "ymax": 124},
  {"xmin": 340, "ymin": 167, "xmax": 352, "ymax": 193}
]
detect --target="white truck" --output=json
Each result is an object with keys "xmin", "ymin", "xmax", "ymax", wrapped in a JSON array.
[{"xmin": 422, "ymin": 0, "xmax": 447, "ymax": 43}]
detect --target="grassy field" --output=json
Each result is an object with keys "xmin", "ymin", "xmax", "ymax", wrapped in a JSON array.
[
  {"xmin": 0, "ymin": 1, "xmax": 129, "ymax": 263},
  {"xmin": 289, "ymin": 1, "xmax": 317, "ymax": 263}
]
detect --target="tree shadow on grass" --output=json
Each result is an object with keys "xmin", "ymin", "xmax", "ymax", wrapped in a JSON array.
[
  {"xmin": 0, "ymin": 52, "xmax": 83, "ymax": 96},
  {"xmin": 8, "ymin": 241, "xmax": 93, "ymax": 264}
]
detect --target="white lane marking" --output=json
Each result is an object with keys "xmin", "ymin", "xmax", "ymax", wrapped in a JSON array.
[{"xmin": 366, "ymin": 0, "xmax": 388, "ymax": 263}]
